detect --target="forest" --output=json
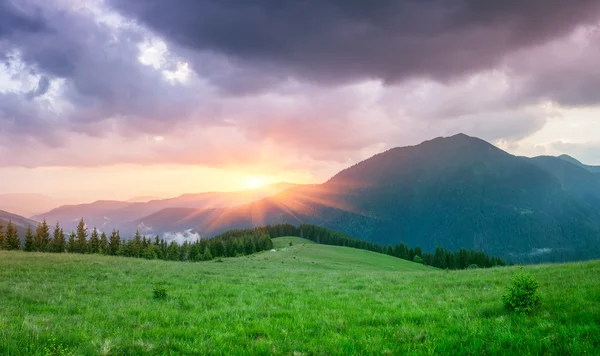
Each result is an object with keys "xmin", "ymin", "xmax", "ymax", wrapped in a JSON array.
[{"xmin": 0, "ymin": 219, "xmax": 505, "ymax": 268}]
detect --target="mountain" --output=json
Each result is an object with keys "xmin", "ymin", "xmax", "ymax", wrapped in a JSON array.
[
  {"xmin": 126, "ymin": 196, "xmax": 163, "ymax": 203},
  {"xmin": 0, "ymin": 194, "xmax": 64, "ymax": 218},
  {"xmin": 558, "ymin": 154, "xmax": 600, "ymax": 174},
  {"xmin": 0, "ymin": 210, "xmax": 39, "ymax": 240},
  {"xmin": 530, "ymin": 155, "xmax": 600, "ymax": 207},
  {"xmin": 134, "ymin": 134, "xmax": 600, "ymax": 263},
  {"xmin": 34, "ymin": 183, "xmax": 298, "ymax": 232}
]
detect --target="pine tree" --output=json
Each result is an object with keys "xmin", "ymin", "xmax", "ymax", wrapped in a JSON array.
[
  {"xmin": 89, "ymin": 228, "xmax": 100, "ymax": 254},
  {"xmin": 99, "ymin": 232, "xmax": 108, "ymax": 255},
  {"xmin": 109, "ymin": 230, "xmax": 120, "ymax": 256},
  {"xmin": 75, "ymin": 218, "xmax": 88, "ymax": 253},
  {"xmin": 203, "ymin": 246, "xmax": 213, "ymax": 261},
  {"xmin": 414, "ymin": 246, "xmax": 423, "ymax": 258},
  {"xmin": 34, "ymin": 219, "xmax": 51, "ymax": 252},
  {"xmin": 67, "ymin": 231, "xmax": 76, "ymax": 253},
  {"xmin": 131, "ymin": 230, "xmax": 143, "ymax": 258},
  {"xmin": 0, "ymin": 221, "xmax": 5, "ymax": 250},
  {"xmin": 167, "ymin": 241, "xmax": 180, "ymax": 261},
  {"xmin": 24, "ymin": 225, "xmax": 35, "ymax": 252},
  {"xmin": 52, "ymin": 222, "xmax": 66, "ymax": 253},
  {"xmin": 5, "ymin": 220, "xmax": 20, "ymax": 250}
]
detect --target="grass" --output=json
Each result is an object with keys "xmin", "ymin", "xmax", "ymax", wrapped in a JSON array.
[{"xmin": 0, "ymin": 237, "xmax": 598, "ymax": 355}]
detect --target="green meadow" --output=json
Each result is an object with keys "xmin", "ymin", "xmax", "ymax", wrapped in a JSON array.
[{"xmin": 1, "ymin": 237, "xmax": 599, "ymax": 355}]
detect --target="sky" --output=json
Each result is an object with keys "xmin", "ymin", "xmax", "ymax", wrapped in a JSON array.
[{"xmin": 2, "ymin": 0, "xmax": 600, "ymax": 202}]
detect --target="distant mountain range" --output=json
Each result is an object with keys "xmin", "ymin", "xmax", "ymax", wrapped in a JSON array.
[
  {"xmin": 33, "ymin": 183, "xmax": 298, "ymax": 232},
  {"xmin": 113, "ymin": 134, "xmax": 600, "ymax": 263},
  {"xmin": 0, "ymin": 210, "xmax": 39, "ymax": 240},
  {"xmin": 7, "ymin": 134, "xmax": 600, "ymax": 263}
]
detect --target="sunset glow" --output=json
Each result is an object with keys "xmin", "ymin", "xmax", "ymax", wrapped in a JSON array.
[
  {"xmin": 1, "ymin": 0, "xmax": 600, "ymax": 208},
  {"xmin": 244, "ymin": 177, "xmax": 269, "ymax": 190}
]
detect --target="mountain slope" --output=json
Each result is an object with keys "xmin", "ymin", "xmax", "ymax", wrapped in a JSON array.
[
  {"xmin": 136, "ymin": 134, "xmax": 600, "ymax": 263},
  {"xmin": 558, "ymin": 154, "xmax": 600, "ymax": 173},
  {"xmin": 529, "ymin": 155, "xmax": 600, "ymax": 208},
  {"xmin": 34, "ymin": 183, "xmax": 298, "ymax": 232},
  {"xmin": 0, "ymin": 210, "xmax": 39, "ymax": 239}
]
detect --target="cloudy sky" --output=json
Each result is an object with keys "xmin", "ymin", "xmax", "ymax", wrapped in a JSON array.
[{"xmin": 2, "ymin": 0, "xmax": 600, "ymax": 201}]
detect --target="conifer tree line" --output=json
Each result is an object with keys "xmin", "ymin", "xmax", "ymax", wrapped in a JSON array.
[
  {"xmin": 225, "ymin": 223, "xmax": 506, "ymax": 269},
  {"xmin": 0, "ymin": 218, "xmax": 273, "ymax": 262},
  {"xmin": 0, "ymin": 218, "xmax": 505, "ymax": 268}
]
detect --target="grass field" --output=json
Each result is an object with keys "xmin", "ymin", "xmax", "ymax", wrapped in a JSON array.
[{"xmin": 1, "ymin": 237, "xmax": 599, "ymax": 355}]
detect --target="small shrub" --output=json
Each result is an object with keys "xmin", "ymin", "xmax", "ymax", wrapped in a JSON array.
[
  {"xmin": 466, "ymin": 264, "xmax": 480, "ymax": 269},
  {"xmin": 153, "ymin": 283, "xmax": 168, "ymax": 300},
  {"xmin": 289, "ymin": 242, "xmax": 293, "ymax": 246},
  {"xmin": 502, "ymin": 270, "xmax": 541, "ymax": 313},
  {"xmin": 413, "ymin": 255, "xmax": 424, "ymax": 264},
  {"xmin": 44, "ymin": 337, "xmax": 69, "ymax": 356},
  {"xmin": 215, "ymin": 258, "xmax": 224, "ymax": 263}
]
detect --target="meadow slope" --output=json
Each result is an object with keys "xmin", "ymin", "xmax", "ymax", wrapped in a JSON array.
[{"xmin": 0, "ymin": 238, "xmax": 598, "ymax": 355}]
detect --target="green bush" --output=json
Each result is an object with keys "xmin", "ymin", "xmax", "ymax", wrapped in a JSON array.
[
  {"xmin": 44, "ymin": 336, "xmax": 70, "ymax": 356},
  {"xmin": 502, "ymin": 271, "xmax": 541, "ymax": 313},
  {"xmin": 153, "ymin": 283, "xmax": 168, "ymax": 300},
  {"xmin": 413, "ymin": 255, "xmax": 424, "ymax": 264},
  {"xmin": 466, "ymin": 264, "xmax": 480, "ymax": 269}
]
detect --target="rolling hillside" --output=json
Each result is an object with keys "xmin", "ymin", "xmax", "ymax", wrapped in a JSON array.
[
  {"xmin": 268, "ymin": 236, "xmax": 429, "ymax": 271},
  {"xmin": 128, "ymin": 134, "xmax": 600, "ymax": 263},
  {"xmin": 1, "ymin": 246, "xmax": 598, "ymax": 355}
]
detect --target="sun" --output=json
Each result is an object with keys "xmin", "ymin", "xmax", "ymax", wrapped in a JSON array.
[{"xmin": 244, "ymin": 176, "xmax": 268, "ymax": 190}]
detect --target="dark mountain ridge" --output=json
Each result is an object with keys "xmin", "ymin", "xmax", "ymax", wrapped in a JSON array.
[{"xmin": 129, "ymin": 134, "xmax": 600, "ymax": 263}]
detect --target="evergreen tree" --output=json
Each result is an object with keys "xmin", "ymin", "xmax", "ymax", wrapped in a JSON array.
[
  {"xmin": 5, "ymin": 220, "xmax": 20, "ymax": 250},
  {"xmin": 34, "ymin": 219, "xmax": 51, "ymax": 252},
  {"xmin": 67, "ymin": 231, "xmax": 76, "ymax": 253},
  {"xmin": 109, "ymin": 230, "xmax": 120, "ymax": 256},
  {"xmin": 167, "ymin": 241, "xmax": 180, "ymax": 261},
  {"xmin": 414, "ymin": 246, "xmax": 423, "ymax": 258},
  {"xmin": 89, "ymin": 228, "xmax": 100, "ymax": 254},
  {"xmin": 51, "ymin": 222, "xmax": 66, "ymax": 253},
  {"xmin": 99, "ymin": 232, "xmax": 108, "ymax": 254},
  {"xmin": 75, "ymin": 218, "xmax": 88, "ymax": 253},
  {"xmin": 131, "ymin": 230, "xmax": 143, "ymax": 258},
  {"xmin": 24, "ymin": 225, "xmax": 34, "ymax": 252},
  {"xmin": 203, "ymin": 246, "xmax": 213, "ymax": 261},
  {"xmin": 180, "ymin": 241, "xmax": 190, "ymax": 261},
  {"xmin": 0, "ymin": 221, "xmax": 5, "ymax": 250}
]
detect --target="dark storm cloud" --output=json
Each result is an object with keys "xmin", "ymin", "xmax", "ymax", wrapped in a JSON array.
[
  {"xmin": 0, "ymin": 0, "xmax": 206, "ymax": 142},
  {"xmin": 108, "ymin": 0, "xmax": 600, "ymax": 88},
  {"xmin": 2, "ymin": 0, "xmax": 600, "ymax": 169},
  {"xmin": 0, "ymin": 0, "xmax": 46, "ymax": 37}
]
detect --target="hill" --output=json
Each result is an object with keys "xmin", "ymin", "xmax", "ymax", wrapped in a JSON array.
[
  {"xmin": 34, "ymin": 183, "xmax": 298, "ymax": 232},
  {"xmin": 269, "ymin": 236, "xmax": 429, "ymax": 271},
  {"xmin": 132, "ymin": 134, "xmax": 600, "ymax": 263},
  {"xmin": 558, "ymin": 154, "xmax": 600, "ymax": 173},
  {"xmin": 0, "ymin": 210, "xmax": 39, "ymax": 238},
  {"xmin": 0, "ymin": 249, "xmax": 598, "ymax": 354}
]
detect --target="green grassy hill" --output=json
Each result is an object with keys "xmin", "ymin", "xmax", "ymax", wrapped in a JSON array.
[
  {"xmin": 1, "ymin": 242, "xmax": 599, "ymax": 355},
  {"xmin": 269, "ymin": 236, "xmax": 430, "ymax": 271}
]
